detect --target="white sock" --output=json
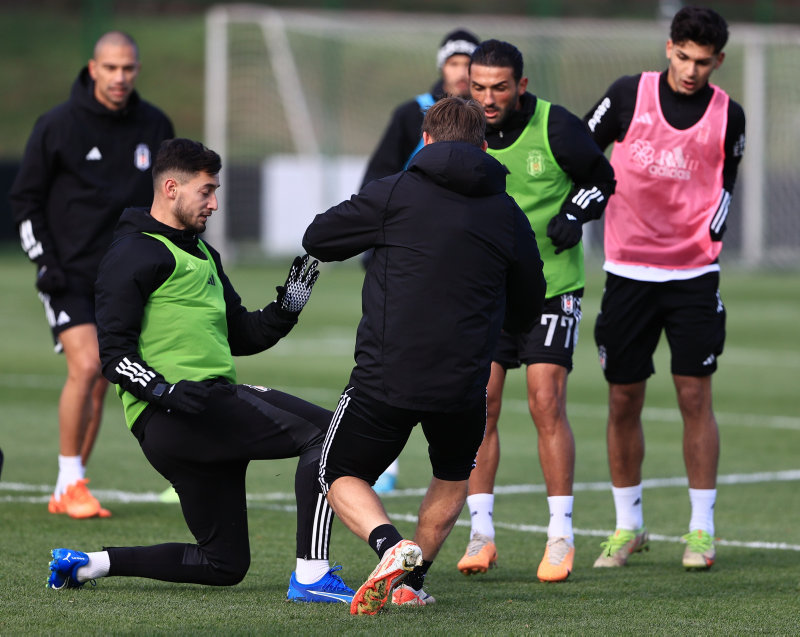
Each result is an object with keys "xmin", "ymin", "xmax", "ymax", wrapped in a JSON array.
[
  {"xmin": 688, "ymin": 488, "xmax": 716, "ymax": 536},
  {"xmin": 612, "ymin": 484, "xmax": 644, "ymax": 531},
  {"xmin": 55, "ymin": 455, "xmax": 84, "ymax": 497},
  {"xmin": 547, "ymin": 495, "xmax": 574, "ymax": 542},
  {"xmin": 467, "ymin": 493, "xmax": 495, "ymax": 539},
  {"xmin": 76, "ymin": 551, "xmax": 110, "ymax": 583},
  {"xmin": 294, "ymin": 558, "xmax": 331, "ymax": 585}
]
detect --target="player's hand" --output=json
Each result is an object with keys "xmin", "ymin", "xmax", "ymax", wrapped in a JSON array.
[
  {"xmin": 275, "ymin": 254, "xmax": 320, "ymax": 314},
  {"xmin": 546, "ymin": 212, "xmax": 583, "ymax": 254},
  {"xmin": 154, "ymin": 380, "xmax": 211, "ymax": 414},
  {"xmin": 36, "ymin": 263, "xmax": 67, "ymax": 294}
]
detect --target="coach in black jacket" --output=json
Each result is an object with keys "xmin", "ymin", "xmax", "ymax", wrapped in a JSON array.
[
  {"xmin": 9, "ymin": 31, "xmax": 173, "ymax": 519},
  {"xmin": 303, "ymin": 97, "xmax": 546, "ymax": 614}
]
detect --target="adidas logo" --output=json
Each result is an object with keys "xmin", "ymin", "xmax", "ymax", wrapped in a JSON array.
[
  {"xmin": 375, "ymin": 537, "xmax": 386, "ymax": 552},
  {"xmin": 207, "ymin": 275, "xmax": 216, "ymax": 285},
  {"xmin": 56, "ymin": 310, "xmax": 71, "ymax": 326},
  {"xmin": 634, "ymin": 112, "xmax": 653, "ymax": 125},
  {"xmin": 702, "ymin": 354, "xmax": 716, "ymax": 366},
  {"xmin": 185, "ymin": 261, "xmax": 197, "ymax": 271},
  {"xmin": 85, "ymin": 146, "xmax": 102, "ymax": 161}
]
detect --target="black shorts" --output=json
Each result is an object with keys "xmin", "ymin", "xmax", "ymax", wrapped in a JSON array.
[
  {"xmin": 38, "ymin": 281, "xmax": 97, "ymax": 351},
  {"xmin": 318, "ymin": 385, "xmax": 486, "ymax": 490},
  {"xmin": 493, "ymin": 290, "xmax": 583, "ymax": 372},
  {"xmin": 594, "ymin": 272, "xmax": 726, "ymax": 383}
]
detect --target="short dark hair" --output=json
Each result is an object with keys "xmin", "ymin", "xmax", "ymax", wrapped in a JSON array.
[
  {"xmin": 470, "ymin": 39, "xmax": 524, "ymax": 83},
  {"xmin": 152, "ymin": 138, "xmax": 221, "ymax": 185},
  {"xmin": 670, "ymin": 6, "xmax": 729, "ymax": 53},
  {"xmin": 422, "ymin": 96, "xmax": 486, "ymax": 148}
]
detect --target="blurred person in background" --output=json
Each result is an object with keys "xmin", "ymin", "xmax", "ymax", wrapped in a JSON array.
[
  {"xmin": 461, "ymin": 39, "xmax": 615, "ymax": 582},
  {"xmin": 584, "ymin": 5, "xmax": 745, "ymax": 571},
  {"xmin": 9, "ymin": 30, "xmax": 174, "ymax": 519}
]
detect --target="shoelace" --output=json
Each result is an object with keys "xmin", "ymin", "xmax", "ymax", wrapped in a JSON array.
[
  {"xmin": 683, "ymin": 531, "xmax": 713, "ymax": 552},
  {"xmin": 318, "ymin": 565, "xmax": 351, "ymax": 591},
  {"xmin": 465, "ymin": 534, "xmax": 491, "ymax": 556},
  {"xmin": 599, "ymin": 532, "xmax": 631, "ymax": 557},
  {"xmin": 67, "ymin": 480, "xmax": 96, "ymax": 504},
  {"xmin": 546, "ymin": 538, "xmax": 571, "ymax": 564}
]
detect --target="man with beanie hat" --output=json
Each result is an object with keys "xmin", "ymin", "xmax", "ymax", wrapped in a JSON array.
[
  {"xmin": 360, "ymin": 28, "xmax": 480, "ymax": 189},
  {"xmin": 358, "ymin": 28, "xmax": 480, "ymax": 493}
]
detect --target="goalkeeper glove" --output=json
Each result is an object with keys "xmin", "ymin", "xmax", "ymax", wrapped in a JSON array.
[
  {"xmin": 547, "ymin": 211, "xmax": 585, "ymax": 254},
  {"xmin": 275, "ymin": 254, "xmax": 320, "ymax": 314},
  {"xmin": 36, "ymin": 260, "xmax": 67, "ymax": 294},
  {"xmin": 148, "ymin": 380, "xmax": 211, "ymax": 414}
]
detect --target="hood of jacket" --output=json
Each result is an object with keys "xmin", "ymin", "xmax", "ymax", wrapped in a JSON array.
[
  {"xmin": 113, "ymin": 207, "xmax": 201, "ymax": 253},
  {"xmin": 406, "ymin": 141, "xmax": 509, "ymax": 198},
  {"xmin": 69, "ymin": 66, "xmax": 143, "ymax": 120}
]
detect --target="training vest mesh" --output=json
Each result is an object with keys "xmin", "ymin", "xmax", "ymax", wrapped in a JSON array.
[
  {"xmin": 606, "ymin": 72, "xmax": 728, "ymax": 269},
  {"xmin": 118, "ymin": 233, "xmax": 236, "ymax": 427},
  {"xmin": 488, "ymin": 99, "xmax": 583, "ymax": 298}
]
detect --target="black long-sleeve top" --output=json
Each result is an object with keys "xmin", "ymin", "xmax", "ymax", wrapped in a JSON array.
[{"xmin": 96, "ymin": 207, "xmax": 297, "ymax": 401}]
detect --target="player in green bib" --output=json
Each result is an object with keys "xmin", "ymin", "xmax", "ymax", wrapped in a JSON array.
[
  {"xmin": 46, "ymin": 138, "xmax": 355, "ymax": 604},
  {"xmin": 456, "ymin": 40, "xmax": 616, "ymax": 582}
]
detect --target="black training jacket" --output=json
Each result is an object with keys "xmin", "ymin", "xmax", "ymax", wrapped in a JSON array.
[
  {"xmin": 95, "ymin": 208, "xmax": 298, "ymax": 400},
  {"xmin": 10, "ymin": 67, "xmax": 174, "ymax": 288},
  {"xmin": 303, "ymin": 141, "xmax": 546, "ymax": 412}
]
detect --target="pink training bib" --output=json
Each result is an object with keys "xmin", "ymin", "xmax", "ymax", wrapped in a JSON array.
[{"xmin": 606, "ymin": 72, "xmax": 729, "ymax": 269}]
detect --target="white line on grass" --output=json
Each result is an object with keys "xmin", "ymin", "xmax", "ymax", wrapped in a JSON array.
[
  {"xmin": 3, "ymin": 470, "xmax": 800, "ymax": 551},
  {"xmin": 6, "ymin": 469, "xmax": 800, "ymax": 501}
]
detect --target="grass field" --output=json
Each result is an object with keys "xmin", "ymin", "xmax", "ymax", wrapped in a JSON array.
[{"xmin": 1, "ymin": 247, "xmax": 798, "ymax": 634}]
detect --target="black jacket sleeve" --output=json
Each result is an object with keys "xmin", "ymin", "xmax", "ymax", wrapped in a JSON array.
[
  {"xmin": 202, "ymin": 242, "xmax": 299, "ymax": 356},
  {"xmin": 96, "ymin": 233, "xmax": 174, "ymax": 399},
  {"xmin": 303, "ymin": 177, "xmax": 394, "ymax": 261},
  {"xmin": 97, "ymin": 234, "xmax": 300, "ymax": 398},
  {"xmin": 504, "ymin": 206, "xmax": 547, "ymax": 334},
  {"xmin": 9, "ymin": 115, "xmax": 60, "ymax": 269},
  {"xmin": 548, "ymin": 105, "xmax": 616, "ymax": 221}
]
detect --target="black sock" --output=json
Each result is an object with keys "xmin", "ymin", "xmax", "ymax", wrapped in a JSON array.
[
  {"xmin": 368, "ymin": 524, "xmax": 403, "ymax": 559},
  {"xmin": 404, "ymin": 559, "xmax": 432, "ymax": 591}
]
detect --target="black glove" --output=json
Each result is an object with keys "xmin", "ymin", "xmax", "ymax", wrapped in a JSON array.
[
  {"xmin": 148, "ymin": 380, "xmax": 211, "ymax": 414},
  {"xmin": 547, "ymin": 211, "xmax": 584, "ymax": 254},
  {"xmin": 275, "ymin": 254, "xmax": 320, "ymax": 314},
  {"xmin": 36, "ymin": 262, "xmax": 67, "ymax": 294}
]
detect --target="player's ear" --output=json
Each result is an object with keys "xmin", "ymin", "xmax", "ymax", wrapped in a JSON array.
[
  {"xmin": 714, "ymin": 51, "xmax": 725, "ymax": 70},
  {"xmin": 162, "ymin": 177, "xmax": 179, "ymax": 200}
]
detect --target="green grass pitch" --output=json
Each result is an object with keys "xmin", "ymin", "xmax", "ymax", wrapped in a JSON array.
[{"xmin": 1, "ymin": 247, "xmax": 798, "ymax": 634}]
